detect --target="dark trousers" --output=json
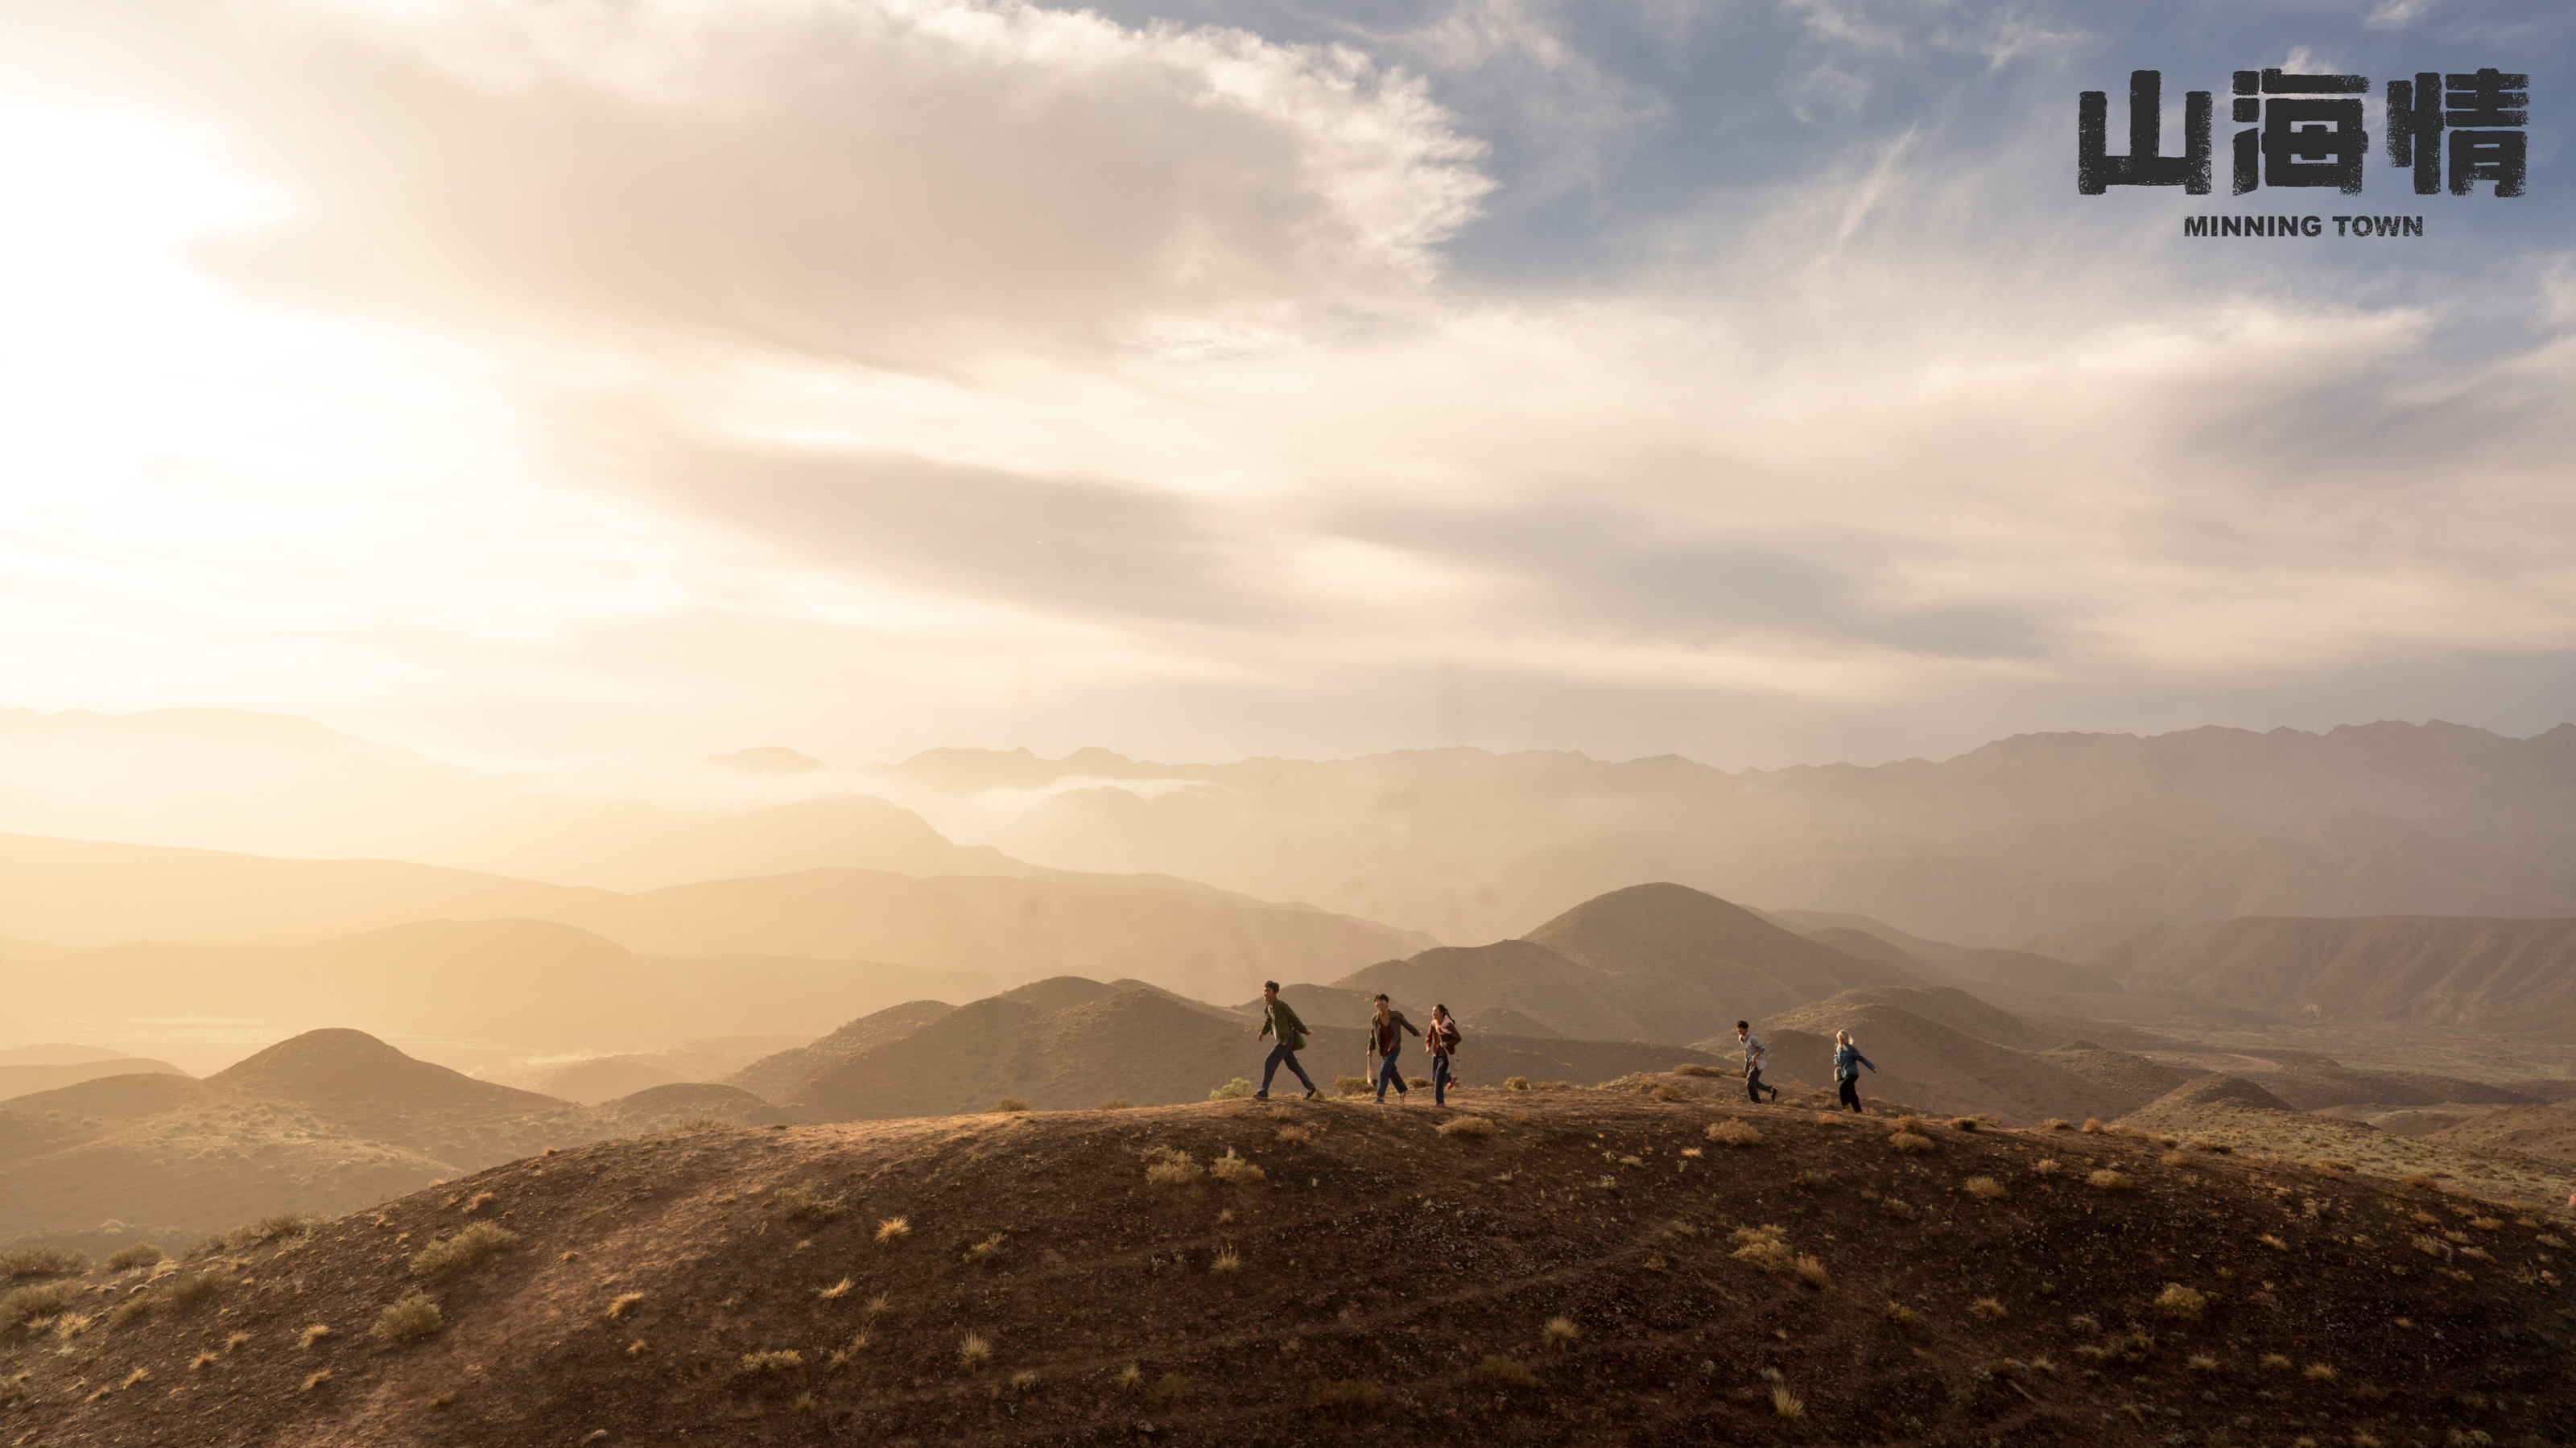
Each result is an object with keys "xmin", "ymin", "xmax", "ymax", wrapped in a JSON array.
[
  {"xmin": 1261, "ymin": 1042, "xmax": 1317, "ymax": 1096},
  {"xmin": 1838, "ymin": 1076, "xmax": 1862, "ymax": 1112},
  {"xmin": 1431, "ymin": 1054, "xmax": 1453, "ymax": 1105},
  {"xmin": 1376, "ymin": 1052, "xmax": 1407, "ymax": 1099},
  {"xmin": 1745, "ymin": 1068, "xmax": 1772, "ymax": 1103}
]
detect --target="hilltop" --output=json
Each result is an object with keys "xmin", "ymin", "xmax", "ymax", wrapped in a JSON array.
[{"xmin": 6, "ymin": 1089, "xmax": 2570, "ymax": 1446}]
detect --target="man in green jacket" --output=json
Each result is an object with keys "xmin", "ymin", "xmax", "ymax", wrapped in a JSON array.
[{"xmin": 1255, "ymin": 981, "xmax": 1323, "ymax": 1101}]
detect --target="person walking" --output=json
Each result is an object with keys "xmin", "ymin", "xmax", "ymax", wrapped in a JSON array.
[
  {"xmin": 1831, "ymin": 1029, "xmax": 1875, "ymax": 1112},
  {"xmin": 1253, "ymin": 981, "xmax": 1322, "ymax": 1101},
  {"xmin": 1735, "ymin": 1020, "xmax": 1779, "ymax": 1104},
  {"xmin": 1424, "ymin": 1004, "xmax": 1463, "ymax": 1106},
  {"xmin": 1368, "ymin": 993, "xmax": 1422, "ymax": 1103}
]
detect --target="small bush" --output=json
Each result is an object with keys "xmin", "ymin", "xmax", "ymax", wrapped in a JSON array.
[
  {"xmin": 1473, "ymin": 1355, "xmax": 1536, "ymax": 1388},
  {"xmin": 877, "ymin": 1217, "xmax": 911, "ymax": 1244},
  {"xmin": 410, "ymin": 1222, "xmax": 518, "ymax": 1281},
  {"xmin": 1951, "ymin": 1117, "xmax": 1979, "ymax": 1132},
  {"xmin": 1144, "ymin": 1149, "xmax": 1204, "ymax": 1186},
  {"xmin": 2259, "ymin": 1352, "xmax": 2292, "ymax": 1371},
  {"xmin": 2302, "ymin": 1362, "xmax": 2336, "ymax": 1382},
  {"xmin": 2030, "ymin": 1158, "xmax": 2061, "ymax": 1176},
  {"xmin": 1275, "ymin": 1124, "xmax": 1311, "ymax": 1145},
  {"xmin": 1313, "ymin": 1377, "xmax": 1385, "ymax": 1412},
  {"xmin": 1406, "ymin": 1075, "xmax": 1431, "ymax": 1088},
  {"xmin": 959, "ymin": 1333, "xmax": 993, "ymax": 1368},
  {"xmin": 303, "ymin": 1369, "xmax": 331, "ymax": 1392},
  {"xmin": 461, "ymin": 1190, "xmax": 494, "ymax": 1214},
  {"xmin": 740, "ymin": 1349, "xmax": 803, "ymax": 1373},
  {"xmin": 1096, "ymin": 1098, "xmax": 1131, "ymax": 1110},
  {"xmin": 1116, "ymin": 1364, "xmax": 1142, "ymax": 1391},
  {"xmin": 1544, "ymin": 1316, "xmax": 1579, "ymax": 1347},
  {"xmin": 2040, "ymin": 1118, "xmax": 2070, "ymax": 1131},
  {"xmin": 962, "ymin": 1234, "xmax": 1008, "ymax": 1268},
  {"xmin": 1437, "ymin": 1116, "xmax": 1494, "ymax": 1138},
  {"xmin": 774, "ymin": 1185, "xmax": 846, "ymax": 1223},
  {"xmin": 1889, "ymin": 1130, "xmax": 1935, "ymax": 1154},
  {"xmin": 1731, "ymin": 1224, "xmax": 1794, "ymax": 1274},
  {"xmin": 2087, "ymin": 1170, "xmax": 2132, "ymax": 1191},
  {"xmin": 2187, "ymin": 1353, "xmax": 2218, "ymax": 1371},
  {"xmin": 1884, "ymin": 1300, "xmax": 1917, "ymax": 1328},
  {"xmin": 1706, "ymin": 1120, "xmax": 1763, "ymax": 1148},
  {"xmin": 2154, "ymin": 1283, "xmax": 2206, "ymax": 1322},
  {"xmin": 989, "ymin": 1097, "xmax": 1030, "ymax": 1112},
  {"xmin": 816, "ymin": 1277, "xmax": 852, "ymax": 1302},
  {"xmin": 373, "ymin": 1293, "xmax": 443, "ymax": 1344},
  {"xmin": 1208, "ymin": 1079, "xmax": 1253, "ymax": 1101},
  {"xmin": 1792, "ymin": 1255, "xmax": 1830, "ymax": 1288},
  {"xmin": 2079, "ymin": 1118, "xmax": 2104, "ymax": 1133},
  {"xmin": 1210, "ymin": 1150, "xmax": 1266, "ymax": 1182},
  {"xmin": 1335, "ymin": 1075, "xmax": 1372, "ymax": 1097},
  {"xmin": 1674, "ymin": 1063, "xmax": 1722, "ymax": 1078},
  {"xmin": 1771, "ymin": 1384, "xmax": 1804, "ymax": 1420},
  {"xmin": 106, "ymin": 1243, "xmax": 163, "ymax": 1273},
  {"xmin": 1147, "ymin": 1373, "xmax": 1188, "ymax": 1407},
  {"xmin": 607, "ymin": 1292, "xmax": 644, "ymax": 1319},
  {"xmin": 1963, "ymin": 1177, "xmax": 2007, "ymax": 1200},
  {"xmin": 1970, "ymin": 1297, "xmax": 2006, "ymax": 1322},
  {"xmin": 1505, "ymin": 1076, "xmax": 1530, "ymax": 1091},
  {"xmin": 298, "ymin": 1323, "xmax": 331, "ymax": 1349},
  {"xmin": 1, "ymin": 1246, "xmax": 89, "ymax": 1279},
  {"xmin": 2260, "ymin": 1233, "xmax": 2288, "ymax": 1251},
  {"xmin": 109, "ymin": 1294, "xmax": 162, "ymax": 1329}
]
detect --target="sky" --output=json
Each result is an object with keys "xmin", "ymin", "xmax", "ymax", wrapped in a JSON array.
[{"xmin": 2, "ymin": 0, "xmax": 2573, "ymax": 773}]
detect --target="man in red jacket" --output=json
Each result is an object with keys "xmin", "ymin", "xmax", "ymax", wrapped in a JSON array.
[{"xmin": 1368, "ymin": 994, "xmax": 1421, "ymax": 1104}]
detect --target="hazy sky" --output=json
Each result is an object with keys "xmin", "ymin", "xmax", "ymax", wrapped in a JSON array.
[{"xmin": 2, "ymin": 0, "xmax": 2571, "ymax": 772}]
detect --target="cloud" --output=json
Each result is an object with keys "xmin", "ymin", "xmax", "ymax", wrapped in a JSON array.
[{"xmin": 43, "ymin": 0, "xmax": 1489, "ymax": 363}]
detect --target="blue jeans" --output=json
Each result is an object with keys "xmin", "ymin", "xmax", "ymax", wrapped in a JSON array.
[
  {"xmin": 1375, "ymin": 1052, "xmax": 1407, "ymax": 1099},
  {"xmin": 1431, "ymin": 1054, "xmax": 1453, "ymax": 1105},
  {"xmin": 1261, "ymin": 1042, "xmax": 1316, "ymax": 1096}
]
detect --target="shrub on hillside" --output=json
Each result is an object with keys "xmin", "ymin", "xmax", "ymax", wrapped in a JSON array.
[
  {"xmin": 1335, "ymin": 1076, "xmax": 1371, "ymax": 1097},
  {"xmin": 1705, "ymin": 1121, "xmax": 1762, "ymax": 1148},
  {"xmin": 1096, "ymin": 1099, "xmax": 1131, "ymax": 1111},
  {"xmin": 1, "ymin": 1246, "xmax": 89, "ymax": 1279},
  {"xmin": 164, "ymin": 1273, "xmax": 229, "ymax": 1310},
  {"xmin": 1505, "ymin": 1077, "xmax": 1530, "ymax": 1091},
  {"xmin": 1888, "ymin": 1130, "xmax": 1934, "ymax": 1154},
  {"xmin": 2155, "ymin": 1284, "xmax": 2206, "ymax": 1321},
  {"xmin": 1143, "ymin": 1148, "xmax": 1203, "ymax": 1186},
  {"xmin": 1473, "ymin": 1355, "xmax": 1536, "ymax": 1388},
  {"xmin": 1208, "ymin": 1079, "xmax": 1253, "ymax": 1101},
  {"xmin": 3, "ymin": 1281, "xmax": 77, "ymax": 1327},
  {"xmin": 409, "ymin": 1222, "xmax": 519, "ymax": 1281},
  {"xmin": 372, "ymin": 1293, "xmax": 444, "ymax": 1344},
  {"xmin": 989, "ymin": 1097, "xmax": 1030, "ymax": 1113},
  {"xmin": 2087, "ymin": 1170, "xmax": 2133, "ymax": 1191},
  {"xmin": 774, "ymin": 1185, "xmax": 846, "ymax": 1223},
  {"xmin": 1437, "ymin": 1116, "xmax": 1494, "ymax": 1138},
  {"xmin": 1674, "ymin": 1064, "xmax": 1722, "ymax": 1078},
  {"xmin": 1209, "ymin": 1149, "xmax": 1265, "ymax": 1182},
  {"xmin": 105, "ymin": 1244, "xmax": 163, "ymax": 1273}
]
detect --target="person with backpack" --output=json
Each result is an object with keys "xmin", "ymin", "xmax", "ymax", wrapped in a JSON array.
[
  {"xmin": 1734, "ymin": 1020, "xmax": 1779, "ymax": 1104},
  {"xmin": 1368, "ymin": 993, "xmax": 1422, "ymax": 1104},
  {"xmin": 1253, "ymin": 981, "xmax": 1322, "ymax": 1101},
  {"xmin": 1831, "ymin": 1029, "xmax": 1875, "ymax": 1112},
  {"xmin": 1424, "ymin": 1003, "xmax": 1463, "ymax": 1105}
]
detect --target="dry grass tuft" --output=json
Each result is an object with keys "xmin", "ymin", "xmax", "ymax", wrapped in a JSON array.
[
  {"xmin": 1888, "ymin": 1129, "xmax": 1935, "ymax": 1154},
  {"xmin": 739, "ymin": 1349, "xmax": 803, "ymax": 1373},
  {"xmin": 461, "ymin": 1190, "xmax": 495, "ymax": 1214},
  {"xmin": 1336, "ymin": 1075, "xmax": 1372, "ymax": 1097},
  {"xmin": 2040, "ymin": 1118, "xmax": 2070, "ymax": 1131},
  {"xmin": 2162, "ymin": 1150, "xmax": 2193, "ymax": 1167},
  {"xmin": 989, "ymin": 1097, "xmax": 1030, "ymax": 1113},
  {"xmin": 105, "ymin": 1243, "xmax": 163, "ymax": 1273},
  {"xmin": 225, "ymin": 1329, "xmax": 250, "ymax": 1351},
  {"xmin": 410, "ymin": 1222, "xmax": 519, "ymax": 1281},
  {"xmin": 1884, "ymin": 1300, "xmax": 1918, "ymax": 1329},
  {"xmin": 1674, "ymin": 1063, "xmax": 1723, "ymax": 1078},
  {"xmin": 1209, "ymin": 1077, "xmax": 1253, "ymax": 1100},
  {"xmin": 1649, "ymin": 1083, "xmax": 1688, "ymax": 1103},
  {"xmin": 1473, "ymin": 1355, "xmax": 1537, "ymax": 1389},
  {"xmin": 1505, "ymin": 1076, "xmax": 1530, "ymax": 1091},
  {"xmin": 2087, "ymin": 1169, "xmax": 2133, "ymax": 1191},
  {"xmin": 793, "ymin": 1392, "xmax": 819, "ymax": 1415},
  {"xmin": 2186, "ymin": 1353, "xmax": 2218, "ymax": 1371},
  {"xmin": 959, "ymin": 1333, "xmax": 993, "ymax": 1368},
  {"xmin": 606, "ymin": 1292, "xmax": 644, "ymax": 1320},
  {"xmin": 2259, "ymin": 1352, "xmax": 2292, "ymax": 1371},
  {"xmin": 1951, "ymin": 1116, "xmax": 1979, "ymax": 1131},
  {"xmin": 1791, "ymin": 1254, "xmax": 1830, "ymax": 1289},
  {"xmin": 1544, "ymin": 1315, "xmax": 1580, "ymax": 1347},
  {"xmin": 189, "ymin": 1351, "xmax": 218, "ymax": 1371},
  {"xmin": 774, "ymin": 1185, "xmax": 847, "ymax": 1223},
  {"xmin": 1963, "ymin": 1176, "xmax": 2007, "ymax": 1200},
  {"xmin": 2080, "ymin": 1117, "xmax": 2105, "ymax": 1133},
  {"xmin": 962, "ymin": 1233, "xmax": 1009, "ymax": 1268},
  {"xmin": 108, "ymin": 1293, "xmax": 162, "ymax": 1329},
  {"xmin": 302, "ymin": 1370, "xmax": 331, "ymax": 1392},
  {"xmin": 877, "ymin": 1217, "xmax": 911, "ymax": 1244},
  {"xmin": 372, "ymin": 1293, "xmax": 443, "ymax": 1344},
  {"xmin": 2302, "ymin": 1362, "xmax": 2336, "ymax": 1382},
  {"xmin": 2154, "ymin": 1283, "xmax": 2206, "ymax": 1321},
  {"xmin": 0, "ymin": 1246, "xmax": 89, "ymax": 1279},
  {"xmin": 1728, "ymin": 1224, "xmax": 1794, "ymax": 1274},
  {"xmin": 2029, "ymin": 1157, "xmax": 2062, "ymax": 1177},
  {"xmin": 866, "ymin": 1292, "xmax": 892, "ymax": 1318},
  {"xmin": 1210, "ymin": 1149, "xmax": 1266, "ymax": 1182},
  {"xmin": 2260, "ymin": 1233, "xmax": 2288, "ymax": 1250},
  {"xmin": 1096, "ymin": 1098, "xmax": 1131, "ymax": 1110},
  {"xmin": 1212, "ymin": 1250, "xmax": 1242, "ymax": 1275},
  {"xmin": 628, "ymin": 1339, "xmax": 649, "ymax": 1357},
  {"xmin": 297, "ymin": 1323, "xmax": 331, "ymax": 1349},
  {"xmin": 815, "ymin": 1277, "xmax": 852, "ymax": 1302},
  {"xmin": 1275, "ymin": 1124, "xmax": 1311, "ymax": 1145},
  {"xmin": 1143, "ymin": 1147, "xmax": 1205, "ymax": 1186},
  {"xmin": 1116, "ymin": 1363, "xmax": 1142, "ymax": 1392},
  {"xmin": 1147, "ymin": 1373, "xmax": 1189, "ymax": 1407},
  {"xmin": 1437, "ymin": 1116, "xmax": 1495, "ymax": 1138},
  {"xmin": 1771, "ymin": 1384, "xmax": 1804, "ymax": 1420},
  {"xmin": 1970, "ymin": 1297, "xmax": 2007, "ymax": 1322},
  {"xmin": 1705, "ymin": 1120, "xmax": 1763, "ymax": 1148}
]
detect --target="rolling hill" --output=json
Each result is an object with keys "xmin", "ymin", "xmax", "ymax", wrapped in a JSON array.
[
  {"xmin": 10, "ymin": 1091, "xmax": 2571, "ymax": 1446},
  {"xmin": 1693, "ymin": 1004, "xmax": 2154, "ymax": 1124},
  {"xmin": 2027, "ymin": 914, "xmax": 2576, "ymax": 1038},
  {"xmin": 0, "ymin": 1058, "xmax": 188, "ymax": 1104}
]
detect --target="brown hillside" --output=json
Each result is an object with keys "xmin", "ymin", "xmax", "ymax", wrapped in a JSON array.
[
  {"xmin": 1767, "ymin": 985, "xmax": 2057, "ymax": 1052},
  {"xmin": 0, "ymin": 1058, "xmax": 188, "ymax": 1104},
  {"xmin": 13, "ymin": 1092, "xmax": 2575, "ymax": 1447},
  {"xmin": 1699, "ymin": 1006, "xmax": 2153, "ymax": 1124},
  {"xmin": 1521, "ymin": 883, "xmax": 1922, "ymax": 1038},
  {"xmin": 527, "ymin": 1058, "xmax": 686, "ymax": 1105},
  {"xmin": 778, "ymin": 989, "xmax": 1728, "ymax": 1120},
  {"xmin": 2025, "ymin": 913, "xmax": 2576, "ymax": 1037},
  {"xmin": 1773, "ymin": 910, "xmax": 2126, "ymax": 995},
  {"xmin": 2428, "ymin": 1102, "xmax": 2576, "ymax": 1166},
  {"xmin": 1464, "ymin": 1005, "xmax": 1562, "ymax": 1038},
  {"xmin": 2033, "ymin": 1043, "xmax": 2194, "ymax": 1104},
  {"xmin": 1331, "ymin": 942, "xmax": 1650, "ymax": 1042},
  {"xmin": 208, "ymin": 1029, "xmax": 568, "ymax": 1150},
  {"xmin": 721, "ymin": 1001, "xmax": 959, "ymax": 1101},
  {"xmin": 2116, "ymin": 1075, "xmax": 2306, "ymax": 1135}
]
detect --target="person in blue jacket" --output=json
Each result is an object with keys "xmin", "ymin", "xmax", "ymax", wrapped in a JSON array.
[{"xmin": 1832, "ymin": 1029, "xmax": 1876, "ymax": 1113}]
